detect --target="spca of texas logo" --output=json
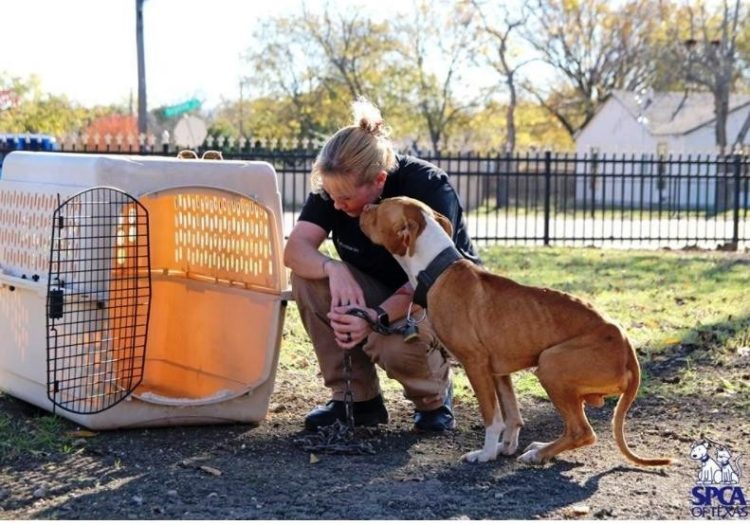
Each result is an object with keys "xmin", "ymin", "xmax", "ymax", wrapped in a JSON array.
[{"xmin": 689, "ymin": 438, "xmax": 747, "ymax": 518}]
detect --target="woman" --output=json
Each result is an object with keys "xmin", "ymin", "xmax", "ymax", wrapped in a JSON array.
[{"xmin": 284, "ymin": 98, "xmax": 480, "ymax": 432}]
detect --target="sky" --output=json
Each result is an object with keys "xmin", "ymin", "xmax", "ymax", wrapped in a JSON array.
[{"xmin": 0, "ymin": 0, "xmax": 410, "ymax": 111}]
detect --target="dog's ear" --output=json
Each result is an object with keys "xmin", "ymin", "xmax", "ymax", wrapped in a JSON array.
[
  {"xmin": 433, "ymin": 211, "xmax": 453, "ymax": 238},
  {"xmin": 396, "ymin": 204, "xmax": 426, "ymax": 256}
]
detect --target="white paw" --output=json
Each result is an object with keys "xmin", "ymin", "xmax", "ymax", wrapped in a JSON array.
[
  {"xmin": 462, "ymin": 449, "xmax": 497, "ymax": 463},
  {"xmin": 523, "ymin": 441, "xmax": 546, "ymax": 453},
  {"xmin": 518, "ymin": 449, "xmax": 543, "ymax": 464}
]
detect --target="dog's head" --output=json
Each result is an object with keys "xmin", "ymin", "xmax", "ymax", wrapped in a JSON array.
[{"xmin": 359, "ymin": 196, "xmax": 453, "ymax": 257}]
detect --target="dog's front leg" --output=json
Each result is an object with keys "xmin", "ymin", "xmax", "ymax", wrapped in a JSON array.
[
  {"xmin": 462, "ymin": 404, "xmax": 505, "ymax": 463},
  {"xmin": 461, "ymin": 365, "xmax": 505, "ymax": 463},
  {"xmin": 495, "ymin": 374, "xmax": 523, "ymax": 455}
]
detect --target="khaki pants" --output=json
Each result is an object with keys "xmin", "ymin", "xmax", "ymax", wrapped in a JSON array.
[{"xmin": 291, "ymin": 265, "xmax": 451, "ymax": 411}]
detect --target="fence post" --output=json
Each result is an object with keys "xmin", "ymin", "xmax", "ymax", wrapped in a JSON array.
[
  {"xmin": 732, "ymin": 153, "xmax": 741, "ymax": 250},
  {"xmin": 543, "ymin": 150, "xmax": 552, "ymax": 246}
]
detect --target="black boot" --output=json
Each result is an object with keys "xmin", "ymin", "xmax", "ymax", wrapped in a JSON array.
[
  {"xmin": 304, "ymin": 394, "xmax": 389, "ymax": 431},
  {"xmin": 414, "ymin": 382, "xmax": 456, "ymax": 432}
]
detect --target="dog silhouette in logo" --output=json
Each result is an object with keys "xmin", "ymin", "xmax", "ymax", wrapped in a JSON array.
[
  {"xmin": 690, "ymin": 441, "xmax": 723, "ymax": 484},
  {"xmin": 716, "ymin": 446, "xmax": 742, "ymax": 485}
]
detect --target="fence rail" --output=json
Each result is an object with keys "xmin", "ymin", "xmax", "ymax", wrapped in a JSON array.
[{"xmin": 1, "ymin": 144, "xmax": 748, "ymax": 250}]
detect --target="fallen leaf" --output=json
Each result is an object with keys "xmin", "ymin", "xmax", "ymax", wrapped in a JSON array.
[
  {"xmin": 199, "ymin": 466, "xmax": 222, "ymax": 476},
  {"xmin": 67, "ymin": 430, "xmax": 97, "ymax": 438},
  {"xmin": 663, "ymin": 338, "xmax": 681, "ymax": 345},
  {"xmin": 310, "ymin": 453, "xmax": 320, "ymax": 464},
  {"xmin": 571, "ymin": 505, "xmax": 590, "ymax": 515}
]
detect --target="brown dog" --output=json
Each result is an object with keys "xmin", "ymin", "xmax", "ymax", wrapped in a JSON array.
[{"xmin": 360, "ymin": 196, "xmax": 672, "ymax": 466}]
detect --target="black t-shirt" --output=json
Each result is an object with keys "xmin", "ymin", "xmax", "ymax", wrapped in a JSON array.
[{"xmin": 298, "ymin": 154, "xmax": 480, "ymax": 290}]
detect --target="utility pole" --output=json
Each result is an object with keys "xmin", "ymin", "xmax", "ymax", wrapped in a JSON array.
[{"xmin": 136, "ymin": 0, "xmax": 148, "ymax": 136}]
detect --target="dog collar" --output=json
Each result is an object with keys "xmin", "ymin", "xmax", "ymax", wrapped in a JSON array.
[{"xmin": 413, "ymin": 246, "xmax": 463, "ymax": 308}]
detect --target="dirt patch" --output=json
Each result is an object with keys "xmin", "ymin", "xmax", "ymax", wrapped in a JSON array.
[{"xmin": 1, "ymin": 351, "xmax": 748, "ymax": 520}]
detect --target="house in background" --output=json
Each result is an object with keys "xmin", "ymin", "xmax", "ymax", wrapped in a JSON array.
[
  {"xmin": 576, "ymin": 89, "xmax": 750, "ymax": 156},
  {"xmin": 572, "ymin": 90, "xmax": 750, "ymax": 212}
]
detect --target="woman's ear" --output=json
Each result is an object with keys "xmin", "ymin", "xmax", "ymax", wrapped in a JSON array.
[{"xmin": 374, "ymin": 170, "xmax": 387, "ymax": 188}]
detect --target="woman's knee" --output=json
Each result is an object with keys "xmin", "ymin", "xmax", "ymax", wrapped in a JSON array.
[{"xmin": 364, "ymin": 332, "xmax": 437, "ymax": 377}]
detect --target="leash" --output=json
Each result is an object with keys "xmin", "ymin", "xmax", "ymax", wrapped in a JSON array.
[
  {"xmin": 294, "ymin": 419, "xmax": 376, "ymax": 455},
  {"xmin": 293, "ymin": 350, "xmax": 376, "ymax": 455},
  {"xmin": 345, "ymin": 306, "xmax": 424, "ymax": 343},
  {"xmin": 293, "ymin": 305, "xmax": 429, "ymax": 455}
]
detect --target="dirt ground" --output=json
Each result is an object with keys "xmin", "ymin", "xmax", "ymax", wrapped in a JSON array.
[{"xmin": 1, "ymin": 341, "xmax": 748, "ymax": 520}]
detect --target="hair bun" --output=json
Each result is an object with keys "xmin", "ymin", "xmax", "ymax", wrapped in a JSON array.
[{"xmin": 352, "ymin": 97, "xmax": 388, "ymax": 138}]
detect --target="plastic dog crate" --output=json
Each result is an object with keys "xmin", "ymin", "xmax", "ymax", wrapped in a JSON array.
[{"xmin": 0, "ymin": 151, "xmax": 289, "ymax": 429}]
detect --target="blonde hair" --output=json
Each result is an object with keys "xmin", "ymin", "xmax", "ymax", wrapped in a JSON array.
[{"xmin": 311, "ymin": 97, "xmax": 397, "ymax": 191}]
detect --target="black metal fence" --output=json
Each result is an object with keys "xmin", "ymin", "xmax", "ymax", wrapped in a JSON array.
[{"xmin": 1, "ymin": 143, "xmax": 748, "ymax": 250}]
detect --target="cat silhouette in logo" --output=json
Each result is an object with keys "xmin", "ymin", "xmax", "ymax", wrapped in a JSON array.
[{"xmin": 716, "ymin": 446, "xmax": 742, "ymax": 485}]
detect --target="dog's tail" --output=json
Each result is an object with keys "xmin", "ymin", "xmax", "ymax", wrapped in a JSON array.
[{"xmin": 612, "ymin": 342, "xmax": 673, "ymax": 467}]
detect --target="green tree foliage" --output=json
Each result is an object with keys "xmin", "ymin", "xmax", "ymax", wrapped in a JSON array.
[
  {"xmin": 0, "ymin": 73, "xmax": 127, "ymax": 137},
  {"xmin": 449, "ymin": 100, "xmax": 574, "ymax": 152}
]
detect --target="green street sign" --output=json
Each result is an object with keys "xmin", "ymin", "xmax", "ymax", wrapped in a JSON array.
[{"xmin": 162, "ymin": 98, "xmax": 201, "ymax": 118}]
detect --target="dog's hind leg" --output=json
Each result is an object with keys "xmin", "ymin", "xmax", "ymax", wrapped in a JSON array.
[
  {"xmin": 494, "ymin": 374, "xmax": 523, "ymax": 455},
  {"xmin": 461, "ymin": 364, "xmax": 505, "ymax": 463},
  {"xmin": 518, "ymin": 388, "xmax": 595, "ymax": 464},
  {"xmin": 518, "ymin": 344, "xmax": 600, "ymax": 464}
]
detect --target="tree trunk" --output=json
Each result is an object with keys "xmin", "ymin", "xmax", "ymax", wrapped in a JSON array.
[
  {"xmin": 506, "ymin": 74, "xmax": 517, "ymax": 153},
  {"xmin": 715, "ymin": 91, "xmax": 729, "ymax": 154},
  {"xmin": 734, "ymin": 108, "xmax": 750, "ymax": 148}
]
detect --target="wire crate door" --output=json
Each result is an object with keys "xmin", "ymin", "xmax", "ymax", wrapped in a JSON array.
[{"xmin": 46, "ymin": 187, "xmax": 151, "ymax": 414}]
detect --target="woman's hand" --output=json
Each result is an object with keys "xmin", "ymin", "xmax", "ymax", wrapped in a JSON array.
[
  {"xmin": 327, "ymin": 305, "xmax": 376, "ymax": 349},
  {"xmin": 324, "ymin": 260, "xmax": 366, "ymax": 311}
]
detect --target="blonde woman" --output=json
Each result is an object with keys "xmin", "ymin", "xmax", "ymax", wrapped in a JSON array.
[{"xmin": 284, "ymin": 98, "xmax": 480, "ymax": 432}]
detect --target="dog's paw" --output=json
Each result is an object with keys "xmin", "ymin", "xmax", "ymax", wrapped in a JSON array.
[
  {"xmin": 461, "ymin": 449, "xmax": 497, "ymax": 463},
  {"xmin": 523, "ymin": 441, "xmax": 547, "ymax": 453},
  {"xmin": 498, "ymin": 440, "xmax": 518, "ymax": 456},
  {"xmin": 518, "ymin": 448, "xmax": 543, "ymax": 464}
]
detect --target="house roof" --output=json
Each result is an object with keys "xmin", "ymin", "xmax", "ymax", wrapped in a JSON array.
[{"xmin": 610, "ymin": 89, "xmax": 750, "ymax": 136}]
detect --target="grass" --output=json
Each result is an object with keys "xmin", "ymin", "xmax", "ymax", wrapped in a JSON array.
[
  {"xmin": 0, "ymin": 394, "xmax": 75, "ymax": 461},
  {"xmin": 279, "ymin": 246, "xmax": 750, "ymax": 406}
]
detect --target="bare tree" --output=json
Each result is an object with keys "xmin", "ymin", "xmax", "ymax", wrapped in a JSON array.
[
  {"xmin": 663, "ymin": 0, "xmax": 748, "ymax": 153},
  {"xmin": 522, "ymin": 0, "xmax": 663, "ymax": 137},
  {"xmin": 471, "ymin": 0, "xmax": 534, "ymax": 153},
  {"xmin": 244, "ymin": 17, "xmax": 324, "ymax": 138},
  {"xmin": 300, "ymin": 3, "xmax": 399, "ymax": 108},
  {"xmin": 396, "ymin": 1, "xmax": 484, "ymax": 151}
]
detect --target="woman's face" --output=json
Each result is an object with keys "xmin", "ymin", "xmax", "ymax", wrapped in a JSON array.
[{"xmin": 322, "ymin": 171, "xmax": 386, "ymax": 218}]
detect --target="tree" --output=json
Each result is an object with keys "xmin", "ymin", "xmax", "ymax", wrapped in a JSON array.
[
  {"xmin": 471, "ymin": 0, "xmax": 534, "ymax": 152},
  {"xmin": 659, "ymin": 0, "xmax": 749, "ymax": 152},
  {"xmin": 244, "ymin": 16, "xmax": 339, "ymax": 139},
  {"xmin": 299, "ymin": 3, "xmax": 400, "ymax": 107},
  {"xmin": 0, "ymin": 74, "xmax": 126, "ymax": 137},
  {"xmin": 522, "ymin": 0, "xmax": 665, "ymax": 137},
  {"xmin": 242, "ymin": 7, "xmax": 403, "ymax": 140},
  {"xmin": 395, "ymin": 0, "xmax": 485, "ymax": 152}
]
